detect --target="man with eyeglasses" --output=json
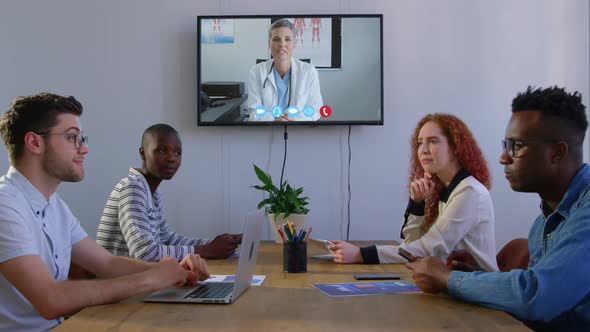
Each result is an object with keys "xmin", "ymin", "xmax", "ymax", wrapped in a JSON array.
[
  {"xmin": 0, "ymin": 93, "xmax": 210, "ymax": 331},
  {"xmin": 405, "ymin": 86, "xmax": 590, "ymax": 331}
]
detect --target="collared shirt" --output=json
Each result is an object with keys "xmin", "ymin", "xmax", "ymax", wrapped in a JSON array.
[
  {"xmin": 361, "ymin": 170, "xmax": 498, "ymax": 272},
  {"xmin": 97, "ymin": 168, "xmax": 209, "ymax": 262},
  {"xmin": 0, "ymin": 166, "xmax": 87, "ymax": 332},
  {"xmin": 273, "ymin": 67, "xmax": 291, "ymax": 109},
  {"xmin": 399, "ymin": 168, "xmax": 472, "ymax": 239},
  {"xmin": 448, "ymin": 164, "xmax": 590, "ymax": 331}
]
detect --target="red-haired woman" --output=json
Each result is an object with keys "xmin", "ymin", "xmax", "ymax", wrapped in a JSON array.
[{"xmin": 329, "ymin": 113, "xmax": 498, "ymax": 271}]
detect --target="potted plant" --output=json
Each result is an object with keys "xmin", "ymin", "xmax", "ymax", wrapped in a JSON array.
[{"xmin": 252, "ymin": 164, "xmax": 309, "ymax": 243}]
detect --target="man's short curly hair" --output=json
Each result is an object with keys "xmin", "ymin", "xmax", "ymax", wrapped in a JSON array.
[
  {"xmin": 512, "ymin": 86, "xmax": 587, "ymax": 141},
  {"xmin": 0, "ymin": 92, "xmax": 83, "ymax": 164}
]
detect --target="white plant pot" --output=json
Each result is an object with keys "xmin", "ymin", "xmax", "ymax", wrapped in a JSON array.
[{"xmin": 267, "ymin": 213, "xmax": 307, "ymax": 244}]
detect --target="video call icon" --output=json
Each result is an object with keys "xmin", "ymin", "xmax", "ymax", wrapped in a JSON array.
[
  {"xmin": 255, "ymin": 106, "xmax": 267, "ymax": 118},
  {"xmin": 271, "ymin": 106, "xmax": 283, "ymax": 118},
  {"xmin": 257, "ymin": 105, "xmax": 327, "ymax": 119},
  {"xmin": 286, "ymin": 106, "xmax": 298, "ymax": 117},
  {"xmin": 303, "ymin": 105, "xmax": 315, "ymax": 118},
  {"xmin": 320, "ymin": 105, "xmax": 332, "ymax": 118}
]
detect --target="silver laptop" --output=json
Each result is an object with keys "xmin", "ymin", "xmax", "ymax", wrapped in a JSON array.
[{"xmin": 144, "ymin": 212, "xmax": 263, "ymax": 304}]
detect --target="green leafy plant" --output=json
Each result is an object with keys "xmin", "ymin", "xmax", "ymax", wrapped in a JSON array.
[{"xmin": 252, "ymin": 164, "xmax": 309, "ymax": 219}]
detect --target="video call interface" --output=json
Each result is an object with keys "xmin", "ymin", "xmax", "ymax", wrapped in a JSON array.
[{"xmin": 198, "ymin": 15, "xmax": 383, "ymax": 125}]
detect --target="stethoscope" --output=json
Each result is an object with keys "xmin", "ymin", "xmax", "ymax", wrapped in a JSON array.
[{"xmin": 262, "ymin": 63, "xmax": 292, "ymax": 107}]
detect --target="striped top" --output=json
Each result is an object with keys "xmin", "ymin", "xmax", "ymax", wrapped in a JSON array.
[{"xmin": 96, "ymin": 168, "xmax": 209, "ymax": 262}]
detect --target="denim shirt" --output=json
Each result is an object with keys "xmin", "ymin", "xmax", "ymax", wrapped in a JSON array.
[{"xmin": 448, "ymin": 164, "xmax": 590, "ymax": 331}]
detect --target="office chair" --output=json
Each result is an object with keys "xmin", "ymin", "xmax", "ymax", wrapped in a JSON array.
[{"xmin": 496, "ymin": 238, "xmax": 529, "ymax": 272}]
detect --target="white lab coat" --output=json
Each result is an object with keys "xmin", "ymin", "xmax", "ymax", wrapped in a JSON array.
[{"xmin": 247, "ymin": 58, "xmax": 322, "ymax": 121}]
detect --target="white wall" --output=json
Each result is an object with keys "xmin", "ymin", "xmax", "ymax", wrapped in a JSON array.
[{"xmin": 0, "ymin": 0, "xmax": 588, "ymax": 250}]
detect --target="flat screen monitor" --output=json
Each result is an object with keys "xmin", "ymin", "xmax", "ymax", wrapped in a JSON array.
[{"xmin": 197, "ymin": 14, "xmax": 383, "ymax": 126}]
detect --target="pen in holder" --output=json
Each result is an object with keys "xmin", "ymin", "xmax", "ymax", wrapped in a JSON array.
[
  {"xmin": 278, "ymin": 221, "xmax": 309, "ymax": 273},
  {"xmin": 283, "ymin": 241, "xmax": 307, "ymax": 273}
]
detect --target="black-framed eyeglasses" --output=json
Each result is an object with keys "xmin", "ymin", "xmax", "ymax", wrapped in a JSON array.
[
  {"xmin": 501, "ymin": 138, "xmax": 558, "ymax": 157},
  {"xmin": 37, "ymin": 132, "xmax": 89, "ymax": 150}
]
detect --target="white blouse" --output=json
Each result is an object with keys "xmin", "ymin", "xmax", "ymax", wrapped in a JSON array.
[{"xmin": 376, "ymin": 176, "xmax": 499, "ymax": 271}]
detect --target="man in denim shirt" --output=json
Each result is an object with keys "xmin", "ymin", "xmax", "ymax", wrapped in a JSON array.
[{"xmin": 406, "ymin": 86, "xmax": 590, "ymax": 331}]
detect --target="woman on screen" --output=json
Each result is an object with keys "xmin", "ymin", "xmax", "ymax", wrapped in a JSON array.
[
  {"xmin": 247, "ymin": 18, "xmax": 322, "ymax": 121},
  {"xmin": 329, "ymin": 113, "xmax": 499, "ymax": 271}
]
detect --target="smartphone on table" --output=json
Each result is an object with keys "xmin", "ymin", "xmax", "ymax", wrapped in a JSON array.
[
  {"xmin": 353, "ymin": 273, "xmax": 401, "ymax": 280},
  {"xmin": 398, "ymin": 247, "xmax": 418, "ymax": 262}
]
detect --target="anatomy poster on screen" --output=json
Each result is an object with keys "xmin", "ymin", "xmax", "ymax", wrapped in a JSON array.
[
  {"xmin": 202, "ymin": 18, "xmax": 235, "ymax": 44},
  {"xmin": 286, "ymin": 18, "xmax": 332, "ymax": 67}
]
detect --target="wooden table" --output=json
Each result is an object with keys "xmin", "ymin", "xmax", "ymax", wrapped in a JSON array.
[{"xmin": 56, "ymin": 241, "xmax": 530, "ymax": 331}]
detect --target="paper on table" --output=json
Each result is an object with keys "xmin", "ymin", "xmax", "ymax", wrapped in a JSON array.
[
  {"xmin": 312, "ymin": 281, "xmax": 420, "ymax": 297},
  {"xmin": 309, "ymin": 239, "xmax": 335, "ymax": 259},
  {"xmin": 204, "ymin": 274, "xmax": 266, "ymax": 286}
]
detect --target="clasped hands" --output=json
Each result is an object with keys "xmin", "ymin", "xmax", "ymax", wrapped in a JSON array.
[{"xmin": 405, "ymin": 249, "xmax": 481, "ymax": 294}]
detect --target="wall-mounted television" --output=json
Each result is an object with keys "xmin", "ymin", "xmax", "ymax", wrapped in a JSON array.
[{"xmin": 197, "ymin": 14, "xmax": 383, "ymax": 126}]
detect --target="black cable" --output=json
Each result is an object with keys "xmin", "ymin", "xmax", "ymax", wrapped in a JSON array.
[
  {"xmin": 279, "ymin": 125, "xmax": 288, "ymax": 187},
  {"xmin": 346, "ymin": 125, "xmax": 352, "ymax": 241}
]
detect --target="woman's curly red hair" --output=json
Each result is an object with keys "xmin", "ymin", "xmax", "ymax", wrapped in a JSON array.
[{"xmin": 409, "ymin": 113, "xmax": 491, "ymax": 232}]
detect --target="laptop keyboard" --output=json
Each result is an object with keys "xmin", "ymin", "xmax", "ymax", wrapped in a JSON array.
[{"xmin": 185, "ymin": 282, "xmax": 234, "ymax": 299}]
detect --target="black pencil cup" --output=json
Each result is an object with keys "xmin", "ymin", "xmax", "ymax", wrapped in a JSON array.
[{"xmin": 283, "ymin": 241, "xmax": 307, "ymax": 273}]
